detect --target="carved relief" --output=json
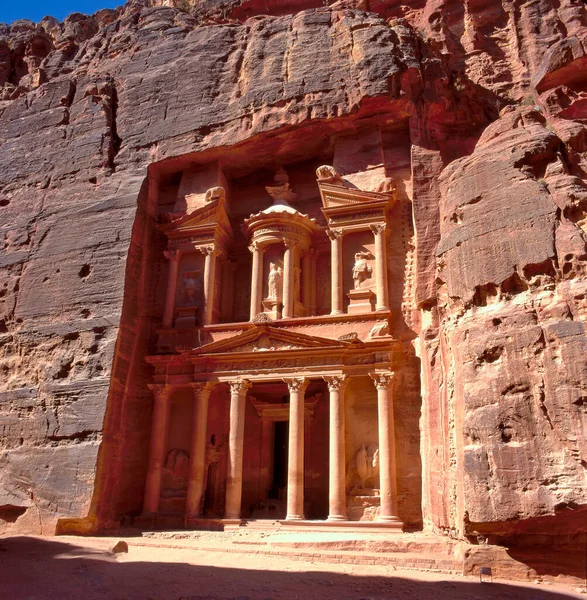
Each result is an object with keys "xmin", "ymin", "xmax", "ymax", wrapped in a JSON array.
[
  {"xmin": 352, "ymin": 251, "xmax": 374, "ymax": 290},
  {"xmin": 181, "ymin": 270, "xmax": 201, "ymax": 305},
  {"xmin": 346, "ymin": 443, "xmax": 380, "ymax": 491},
  {"xmin": 162, "ymin": 447, "xmax": 190, "ymax": 493}
]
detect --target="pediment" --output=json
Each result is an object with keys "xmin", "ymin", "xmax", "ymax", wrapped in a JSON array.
[
  {"xmin": 317, "ymin": 181, "xmax": 395, "ymax": 210},
  {"xmin": 159, "ymin": 197, "xmax": 230, "ymax": 234},
  {"xmin": 192, "ymin": 325, "xmax": 359, "ymax": 356}
]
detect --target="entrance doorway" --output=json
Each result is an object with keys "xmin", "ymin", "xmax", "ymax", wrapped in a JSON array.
[{"xmin": 269, "ymin": 421, "xmax": 288, "ymax": 499}]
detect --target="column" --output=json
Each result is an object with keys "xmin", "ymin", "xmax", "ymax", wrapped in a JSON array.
[
  {"xmin": 143, "ymin": 384, "xmax": 172, "ymax": 515},
  {"xmin": 225, "ymin": 379, "xmax": 251, "ymax": 519},
  {"xmin": 302, "ymin": 250, "xmax": 312, "ymax": 315},
  {"xmin": 370, "ymin": 223, "xmax": 390, "ymax": 311},
  {"xmin": 324, "ymin": 375, "xmax": 348, "ymax": 520},
  {"xmin": 249, "ymin": 242, "xmax": 265, "ymax": 321},
  {"xmin": 370, "ymin": 372, "xmax": 399, "ymax": 521},
  {"xmin": 283, "ymin": 377, "xmax": 309, "ymax": 520},
  {"xmin": 162, "ymin": 250, "xmax": 181, "ymax": 328},
  {"xmin": 282, "ymin": 240, "xmax": 297, "ymax": 318},
  {"xmin": 185, "ymin": 382, "xmax": 215, "ymax": 520},
  {"xmin": 201, "ymin": 245, "xmax": 218, "ymax": 325},
  {"xmin": 327, "ymin": 229, "xmax": 344, "ymax": 315}
]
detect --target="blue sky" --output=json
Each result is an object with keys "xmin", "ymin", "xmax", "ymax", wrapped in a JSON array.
[{"xmin": 0, "ymin": 0, "xmax": 123, "ymax": 24}]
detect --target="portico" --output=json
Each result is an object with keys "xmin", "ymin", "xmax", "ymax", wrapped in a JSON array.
[{"xmin": 144, "ymin": 324, "xmax": 403, "ymax": 529}]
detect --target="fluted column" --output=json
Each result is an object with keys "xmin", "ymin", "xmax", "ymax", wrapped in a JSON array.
[
  {"xmin": 249, "ymin": 242, "xmax": 265, "ymax": 321},
  {"xmin": 284, "ymin": 377, "xmax": 309, "ymax": 520},
  {"xmin": 143, "ymin": 384, "xmax": 172, "ymax": 515},
  {"xmin": 282, "ymin": 240, "xmax": 297, "ymax": 318},
  {"xmin": 302, "ymin": 250, "xmax": 312, "ymax": 315},
  {"xmin": 370, "ymin": 372, "xmax": 399, "ymax": 521},
  {"xmin": 225, "ymin": 379, "xmax": 251, "ymax": 519},
  {"xmin": 162, "ymin": 250, "xmax": 181, "ymax": 328},
  {"xmin": 370, "ymin": 223, "xmax": 389, "ymax": 311},
  {"xmin": 324, "ymin": 375, "xmax": 348, "ymax": 521},
  {"xmin": 201, "ymin": 245, "xmax": 218, "ymax": 325},
  {"xmin": 327, "ymin": 229, "xmax": 344, "ymax": 315},
  {"xmin": 185, "ymin": 382, "xmax": 215, "ymax": 520}
]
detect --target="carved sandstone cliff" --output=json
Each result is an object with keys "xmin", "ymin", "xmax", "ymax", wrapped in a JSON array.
[{"xmin": 0, "ymin": 0, "xmax": 585, "ymax": 567}]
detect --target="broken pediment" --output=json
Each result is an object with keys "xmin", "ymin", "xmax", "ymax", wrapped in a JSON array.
[{"xmin": 191, "ymin": 325, "xmax": 361, "ymax": 356}]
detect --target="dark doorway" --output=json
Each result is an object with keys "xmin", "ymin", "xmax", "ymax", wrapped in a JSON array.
[{"xmin": 269, "ymin": 421, "xmax": 288, "ymax": 499}]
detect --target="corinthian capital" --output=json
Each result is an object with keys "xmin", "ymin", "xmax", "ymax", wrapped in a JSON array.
[
  {"xmin": 199, "ymin": 245, "xmax": 217, "ymax": 257},
  {"xmin": 283, "ymin": 377, "xmax": 309, "ymax": 393},
  {"xmin": 326, "ymin": 228, "xmax": 343, "ymax": 241},
  {"xmin": 229, "ymin": 379, "xmax": 252, "ymax": 395},
  {"xmin": 191, "ymin": 381, "xmax": 215, "ymax": 396},
  {"xmin": 370, "ymin": 223, "xmax": 386, "ymax": 236},
  {"xmin": 147, "ymin": 383, "xmax": 171, "ymax": 402},
  {"xmin": 323, "ymin": 375, "xmax": 347, "ymax": 392},
  {"xmin": 163, "ymin": 249, "xmax": 181, "ymax": 261},
  {"xmin": 370, "ymin": 371, "xmax": 394, "ymax": 390}
]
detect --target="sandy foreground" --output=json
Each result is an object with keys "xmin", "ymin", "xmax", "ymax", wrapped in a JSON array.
[{"xmin": 0, "ymin": 534, "xmax": 585, "ymax": 600}]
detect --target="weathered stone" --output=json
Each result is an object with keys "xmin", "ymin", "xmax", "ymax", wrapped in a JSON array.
[{"xmin": 0, "ymin": 0, "xmax": 585, "ymax": 581}]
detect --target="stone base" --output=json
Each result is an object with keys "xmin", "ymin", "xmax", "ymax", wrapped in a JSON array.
[
  {"xmin": 347, "ymin": 289, "xmax": 375, "ymax": 314},
  {"xmin": 347, "ymin": 489, "xmax": 381, "ymax": 522},
  {"xmin": 278, "ymin": 519, "xmax": 403, "ymax": 533},
  {"xmin": 175, "ymin": 306, "xmax": 199, "ymax": 328},
  {"xmin": 262, "ymin": 297, "xmax": 282, "ymax": 320}
]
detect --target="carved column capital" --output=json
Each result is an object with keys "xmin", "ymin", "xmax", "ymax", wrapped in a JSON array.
[
  {"xmin": 283, "ymin": 238, "xmax": 298, "ymax": 250},
  {"xmin": 248, "ymin": 241, "xmax": 265, "ymax": 254},
  {"xmin": 199, "ymin": 245, "xmax": 218, "ymax": 257},
  {"xmin": 147, "ymin": 383, "xmax": 171, "ymax": 401},
  {"xmin": 323, "ymin": 375, "xmax": 347, "ymax": 392},
  {"xmin": 370, "ymin": 371, "xmax": 394, "ymax": 390},
  {"xmin": 191, "ymin": 381, "xmax": 215, "ymax": 396},
  {"xmin": 370, "ymin": 223, "xmax": 386, "ymax": 236},
  {"xmin": 163, "ymin": 249, "xmax": 181, "ymax": 262},
  {"xmin": 283, "ymin": 377, "xmax": 309, "ymax": 393},
  {"xmin": 326, "ymin": 228, "xmax": 343, "ymax": 241},
  {"xmin": 228, "ymin": 379, "xmax": 252, "ymax": 395}
]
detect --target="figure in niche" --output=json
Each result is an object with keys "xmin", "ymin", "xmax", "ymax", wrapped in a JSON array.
[
  {"xmin": 346, "ymin": 443, "xmax": 380, "ymax": 491},
  {"xmin": 267, "ymin": 263, "xmax": 283, "ymax": 300},
  {"xmin": 162, "ymin": 448, "xmax": 190, "ymax": 494},
  {"xmin": 352, "ymin": 252, "xmax": 373, "ymax": 290},
  {"xmin": 182, "ymin": 270, "xmax": 201, "ymax": 305}
]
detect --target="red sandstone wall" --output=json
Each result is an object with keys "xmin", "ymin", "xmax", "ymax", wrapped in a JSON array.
[{"xmin": 0, "ymin": 0, "xmax": 585, "ymax": 542}]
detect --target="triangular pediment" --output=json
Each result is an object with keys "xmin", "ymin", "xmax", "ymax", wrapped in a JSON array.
[
  {"xmin": 159, "ymin": 197, "xmax": 230, "ymax": 235},
  {"xmin": 317, "ymin": 181, "xmax": 394, "ymax": 209},
  {"xmin": 192, "ymin": 326, "xmax": 359, "ymax": 356}
]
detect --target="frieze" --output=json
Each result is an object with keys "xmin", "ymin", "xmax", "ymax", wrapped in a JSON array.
[
  {"xmin": 254, "ymin": 225, "xmax": 305, "ymax": 236},
  {"xmin": 328, "ymin": 212, "xmax": 383, "ymax": 224}
]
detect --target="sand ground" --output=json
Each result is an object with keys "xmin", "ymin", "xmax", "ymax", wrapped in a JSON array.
[{"xmin": 0, "ymin": 534, "xmax": 585, "ymax": 600}]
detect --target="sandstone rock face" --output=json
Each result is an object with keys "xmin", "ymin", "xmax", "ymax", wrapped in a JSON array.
[{"xmin": 0, "ymin": 0, "xmax": 585, "ymax": 561}]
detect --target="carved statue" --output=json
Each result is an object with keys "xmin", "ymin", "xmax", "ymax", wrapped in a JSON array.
[
  {"xmin": 346, "ymin": 443, "xmax": 380, "ymax": 491},
  {"xmin": 316, "ymin": 165, "xmax": 341, "ymax": 182},
  {"xmin": 352, "ymin": 251, "xmax": 373, "ymax": 290},
  {"xmin": 294, "ymin": 265, "xmax": 301, "ymax": 301},
  {"xmin": 182, "ymin": 270, "xmax": 201, "ymax": 305},
  {"xmin": 267, "ymin": 263, "xmax": 283, "ymax": 300},
  {"xmin": 205, "ymin": 186, "xmax": 226, "ymax": 203}
]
